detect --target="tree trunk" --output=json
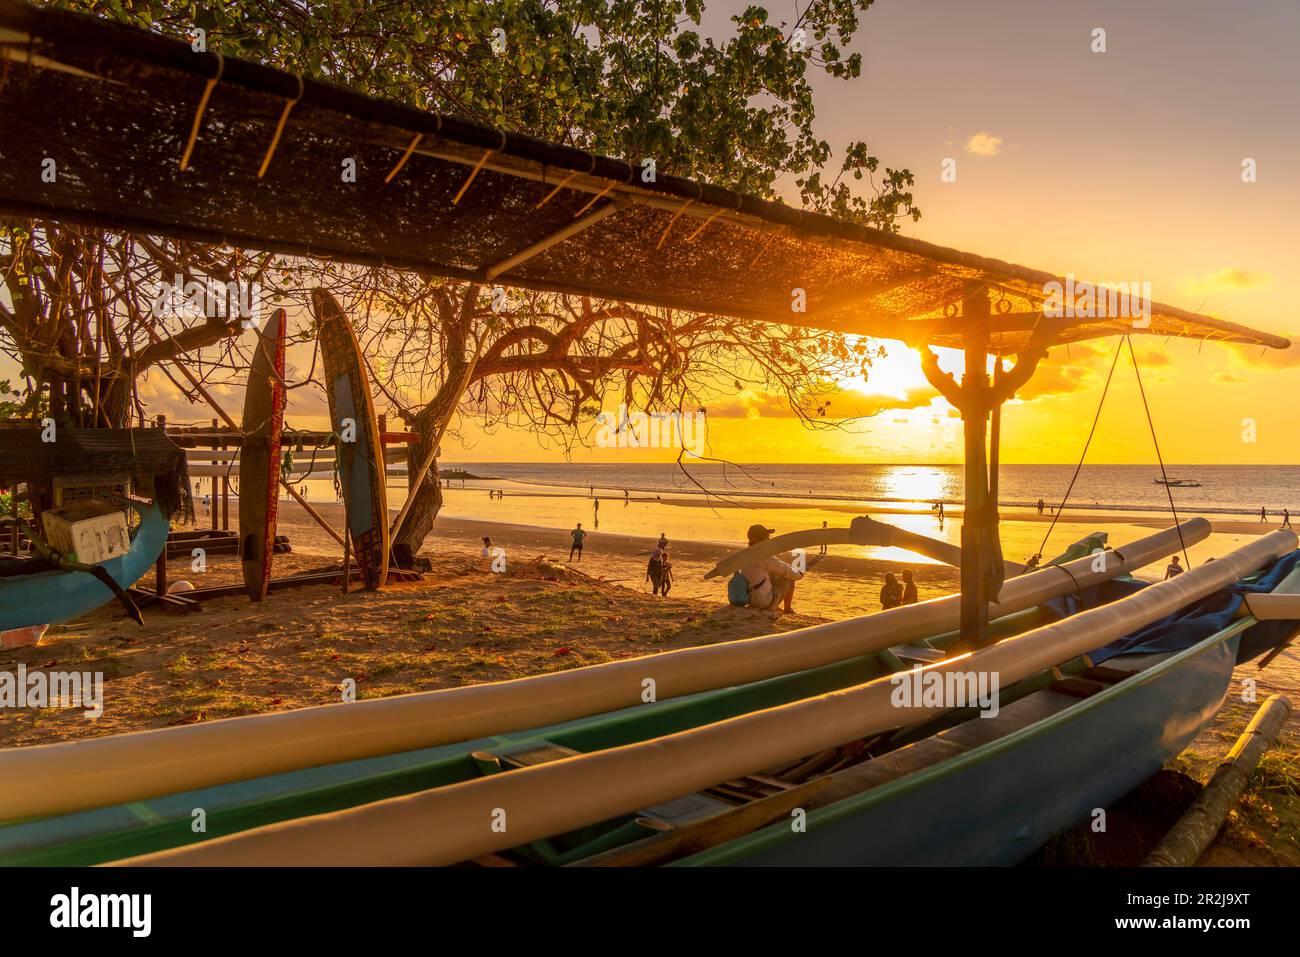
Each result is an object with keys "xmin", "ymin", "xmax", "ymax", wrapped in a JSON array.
[{"xmin": 392, "ymin": 401, "xmax": 448, "ymax": 555}]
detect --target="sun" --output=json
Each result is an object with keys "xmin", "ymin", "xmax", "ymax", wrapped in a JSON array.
[{"xmin": 835, "ymin": 338, "xmax": 931, "ymax": 400}]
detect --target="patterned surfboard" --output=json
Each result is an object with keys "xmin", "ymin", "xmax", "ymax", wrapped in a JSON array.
[{"xmin": 312, "ymin": 289, "xmax": 389, "ymax": 589}]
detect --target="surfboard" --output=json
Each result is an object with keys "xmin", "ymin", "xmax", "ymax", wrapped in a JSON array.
[
  {"xmin": 239, "ymin": 307, "xmax": 287, "ymax": 601},
  {"xmin": 312, "ymin": 289, "xmax": 389, "ymax": 590}
]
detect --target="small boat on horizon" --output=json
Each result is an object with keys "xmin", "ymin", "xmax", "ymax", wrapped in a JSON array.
[{"xmin": 1154, "ymin": 477, "xmax": 1201, "ymax": 487}]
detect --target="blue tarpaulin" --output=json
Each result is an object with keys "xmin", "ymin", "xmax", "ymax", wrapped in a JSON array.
[{"xmin": 1087, "ymin": 550, "xmax": 1300, "ymax": 665}]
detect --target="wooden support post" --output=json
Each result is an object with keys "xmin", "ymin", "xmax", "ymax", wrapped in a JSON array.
[
  {"xmin": 210, "ymin": 418, "xmax": 219, "ymax": 531},
  {"xmin": 959, "ymin": 287, "xmax": 992, "ymax": 648}
]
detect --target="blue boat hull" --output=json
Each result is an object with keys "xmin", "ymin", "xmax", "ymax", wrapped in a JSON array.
[
  {"xmin": 0, "ymin": 501, "xmax": 169, "ymax": 631},
  {"xmin": 679, "ymin": 627, "xmax": 1244, "ymax": 866}
]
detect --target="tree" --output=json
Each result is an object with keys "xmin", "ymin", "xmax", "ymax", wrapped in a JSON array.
[{"xmin": 2, "ymin": 0, "xmax": 920, "ymax": 553}]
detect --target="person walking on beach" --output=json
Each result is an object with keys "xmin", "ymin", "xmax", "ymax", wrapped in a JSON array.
[
  {"xmin": 1260, "ymin": 506, "xmax": 1268, "ymax": 523},
  {"xmin": 901, "ymin": 569, "xmax": 918, "ymax": 605},
  {"xmin": 1036, "ymin": 498, "xmax": 1045, "ymax": 516},
  {"xmin": 819, "ymin": 521, "xmax": 828, "ymax": 556},
  {"xmin": 1284, "ymin": 509, "xmax": 1293, "ymax": 529},
  {"xmin": 647, "ymin": 542, "xmax": 671, "ymax": 596},
  {"xmin": 880, "ymin": 573, "xmax": 903, "ymax": 610},
  {"xmin": 1165, "ymin": 555, "xmax": 1184, "ymax": 580},
  {"xmin": 569, "ymin": 523, "xmax": 587, "ymax": 562},
  {"xmin": 740, "ymin": 524, "xmax": 803, "ymax": 615},
  {"xmin": 657, "ymin": 532, "xmax": 668, "ymax": 549}
]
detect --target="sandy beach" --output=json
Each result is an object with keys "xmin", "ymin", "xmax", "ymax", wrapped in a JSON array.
[{"xmin": 3, "ymin": 490, "xmax": 1297, "ymax": 864}]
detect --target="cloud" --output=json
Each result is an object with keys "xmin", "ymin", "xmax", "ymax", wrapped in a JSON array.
[
  {"xmin": 706, "ymin": 385, "xmax": 941, "ymax": 420},
  {"xmin": 1177, "ymin": 268, "xmax": 1271, "ymax": 296},
  {"xmin": 1227, "ymin": 332, "xmax": 1300, "ymax": 369},
  {"xmin": 1012, "ymin": 341, "xmax": 1109, "ymax": 400},
  {"xmin": 964, "ymin": 132, "xmax": 1003, "ymax": 157}
]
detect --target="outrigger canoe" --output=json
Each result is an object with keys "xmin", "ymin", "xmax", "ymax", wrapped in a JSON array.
[{"xmin": 1, "ymin": 526, "xmax": 1296, "ymax": 867}]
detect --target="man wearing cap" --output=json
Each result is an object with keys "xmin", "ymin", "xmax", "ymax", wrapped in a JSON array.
[{"xmin": 741, "ymin": 524, "xmax": 803, "ymax": 614}]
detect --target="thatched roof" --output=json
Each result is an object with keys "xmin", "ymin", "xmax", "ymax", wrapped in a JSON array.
[{"xmin": 0, "ymin": 0, "xmax": 1286, "ymax": 353}]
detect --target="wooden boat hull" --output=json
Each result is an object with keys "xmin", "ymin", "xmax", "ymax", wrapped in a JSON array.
[
  {"xmin": 312, "ymin": 289, "xmax": 388, "ymax": 589},
  {"xmin": 677, "ymin": 628, "xmax": 1242, "ymax": 866},
  {"xmin": 239, "ymin": 307, "xmax": 287, "ymax": 602},
  {"xmin": 0, "ymin": 501, "xmax": 170, "ymax": 631}
]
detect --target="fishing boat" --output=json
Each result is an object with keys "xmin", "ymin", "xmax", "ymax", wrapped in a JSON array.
[
  {"xmin": 1155, "ymin": 478, "xmax": 1201, "ymax": 488},
  {"xmin": 0, "ymin": 428, "xmax": 190, "ymax": 630},
  {"xmin": 0, "ymin": 2, "xmax": 1294, "ymax": 868}
]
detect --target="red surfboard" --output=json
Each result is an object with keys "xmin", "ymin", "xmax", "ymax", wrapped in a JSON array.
[{"xmin": 239, "ymin": 307, "xmax": 287, "ymax": 601}]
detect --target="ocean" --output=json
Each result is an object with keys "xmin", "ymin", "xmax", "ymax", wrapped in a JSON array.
[{"xmin": 442, "ymin": 463, "xmax": 1298, "ymax": 518}]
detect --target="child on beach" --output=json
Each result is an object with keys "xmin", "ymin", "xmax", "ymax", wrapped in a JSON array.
[
  {"xmin": 569, "ymin": 523, "xmax": 587, "ymax": 562},
  {"xmin": 1165, "ymin": 555, "xmax": 1183, "ymax": 579}
]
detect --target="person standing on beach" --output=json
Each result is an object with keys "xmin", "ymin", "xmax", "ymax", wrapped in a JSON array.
[
  {"xmin": 740, "ymin": 524, "xmax": 802, "ymax": 615},
  {"xmin": 657, "ymin": 532, "xmax": 668, "ymax": 550},
  {"xmin": 1036, "ymin": 499, "xmax": 1045, "ymax": 516},
  {"xmin": 819, "ymin": 521, "xmax": 828, "ymax": 556},
  {"xmin": 1165, "ymin": 555, "xmax": 1184, "ymax": 579},
  {"xmin": 647, "ymin": 542, "xmax": 671, "ymax": 596},
  {"xmin": 901, "ymin": 569, "xmax": 918, "ymax": 605},
  {"xmin": 880, "ymin": 573, "xmax": 903, "ymax": 610},
  {"xmin": 569, "ymin": 523, "xmax": 587, "ymax": 562}
]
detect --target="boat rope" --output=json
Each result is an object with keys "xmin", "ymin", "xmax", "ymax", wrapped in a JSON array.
[
  {"xmin": 1036, "ymin": 338, "xmax": 1123, "ymax": 560},
  {"xmin": 1126, "ymin": 335, "xmax": 1191, "ymax": 569}
]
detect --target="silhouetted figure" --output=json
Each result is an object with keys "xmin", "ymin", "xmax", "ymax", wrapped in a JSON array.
[
  {"xmin": 1165, "ymin": 555, "xmax": 1184, "ymax": 580},
  {"xmin": 880, "ymin": 572, "xmax": 903, "ymax": 610},
  {"xmin": 1284, "ymin": 509, "xmax": 1292, "ymax": 529},
  {"xmin": 819, "ymin": 521, "xmax": 828, "ymax": 556},
  {"xmin": 1036, "ymin": 498, "xmax": 1045, "ymax": 515},
  {"xmin": 901, "ymin": 569, "xmax": 918, "ymax": 605},
  {"xmin": 569, "ymin": 523, "xmax": 587, "ymax": 562}
]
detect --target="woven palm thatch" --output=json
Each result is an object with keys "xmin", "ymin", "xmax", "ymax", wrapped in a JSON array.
[{"xmin": 0, "ymin": 0, "xmax": 1287, "ymax": 354}]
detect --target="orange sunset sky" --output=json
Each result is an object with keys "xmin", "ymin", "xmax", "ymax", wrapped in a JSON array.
[
  {"xmin": 18, "ymin": 1, "xmax": 1300, "ymax": 466},
  {"xmin": 441, "ymin": 0, "xmax": 1300, "ymax": 465}
]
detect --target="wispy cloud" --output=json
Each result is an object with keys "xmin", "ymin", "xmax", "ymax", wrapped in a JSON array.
[
  {"xmin": 1177, "ymin": 268, "xmax": 1271, "ymax": 296},
  {"xmin": 964, "ymin": 131, "xmax": 1003, "ymax": 157}
]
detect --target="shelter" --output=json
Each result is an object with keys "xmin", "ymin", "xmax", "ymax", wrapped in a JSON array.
[{"xmin": 0, "ymin": 0, "xmax": 1287, "ymax": 639}]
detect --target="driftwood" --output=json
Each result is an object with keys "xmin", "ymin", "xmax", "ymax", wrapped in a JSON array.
[{"xmin": 1142, "ymin": 693, "xmax": 1292, "ymax": 867}]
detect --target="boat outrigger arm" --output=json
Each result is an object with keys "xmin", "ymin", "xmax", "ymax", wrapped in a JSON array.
[{"xmin": 704, "ymin": 514, "xmax": 1025, "ymax": 580}]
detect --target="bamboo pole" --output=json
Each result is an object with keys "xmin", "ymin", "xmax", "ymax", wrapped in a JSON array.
[
  {"xmin": 1142, "ymin": 693, "xmax": 1292, "ymax": 867},
  {"xmin": 112, "ymin": 531, "xmax": 1297, "ymax": 867},
  {"xmin": 0, "ymin": 522, "xmax": 1211, "ymax": 823}
]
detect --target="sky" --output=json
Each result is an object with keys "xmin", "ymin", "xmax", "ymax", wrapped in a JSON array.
[
  {"xmin": 9, "ymin": 1, "xmax": 1300, "ymax": 465},
  {"xmin": 448, "ymin": 0, "xmax": 1300, "ymax": 464}
]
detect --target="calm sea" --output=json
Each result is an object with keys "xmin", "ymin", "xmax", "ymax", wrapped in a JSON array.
[{"xmin": 443, "ymin": 462, "xmax": 1299, "ymax": 517}]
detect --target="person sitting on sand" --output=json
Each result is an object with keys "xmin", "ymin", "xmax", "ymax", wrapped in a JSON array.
[
  {"xmin": 1165, "ymin": 555, "xmax": 1183, "ymax": 579},
  {"xmin": 880, "ymin": 572, "xmax": 903, "ymax": 610},
  {"xmin": 481, "ymin": 536, "xmax": 492, "ymax": 560},
  {"xmin": 741, "ymin": 524, "xmax": 802, "ymax": 615},
  {"xmin": 569, "ymin": 523, "xmax": 587, "ymax": 562},
  {"xmin": 901, "ymin": 569, "xmax": 918, "ymax": 605},
  {"xmin": 1024, "ymin": 553, "xmax": 1042, "ymax": 571}
]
